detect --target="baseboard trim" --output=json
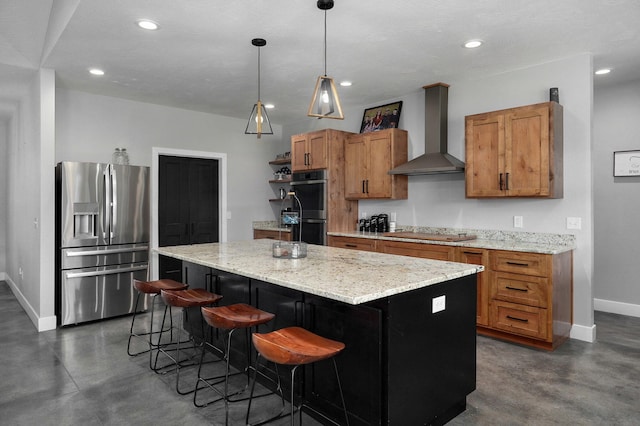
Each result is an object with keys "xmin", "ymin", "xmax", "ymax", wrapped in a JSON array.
[
  {"xmin": 570, "ymin": 323, "xmax": 596, "ymax": 343},
  {"xmin": 5, "ymin": 274, "xmax": 57, "ymax": 332},
  {"xmin": 594, "ymin": 298, "xmax": 640, "ymax": 318}
]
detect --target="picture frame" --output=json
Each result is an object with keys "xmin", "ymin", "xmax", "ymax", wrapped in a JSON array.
[
  {"xmin": 359, "ymin": 101, "xmax": 403, "ymax": 133},
  {"xmin": 613, "ymin": 150, "xmax": 640, "ymax": 176}
]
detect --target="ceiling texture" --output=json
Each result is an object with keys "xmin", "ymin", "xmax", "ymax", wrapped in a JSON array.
[{"xmin": 1, "ymin": 0, "xmax": 639, "ymax": 125}]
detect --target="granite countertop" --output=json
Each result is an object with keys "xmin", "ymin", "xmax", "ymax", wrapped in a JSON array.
[
  {"xmin": 328, "ymin": 227, "xmax": 576, "ymax": 255},
  {"xmin": 155, "ymin": 239, "xmax": 483, "ymax": 305}
]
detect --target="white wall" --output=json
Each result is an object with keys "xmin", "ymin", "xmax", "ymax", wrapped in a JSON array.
[
  {"xmin": 593, "ymin": 79, "xmax": 640, "ymax": 317},
  {"xmin": 0, "ymin": 120, "xmax": 7, "ymax": 275},
  {"xmin": 284, "ymin": 54, "xmax": 596, "ymax": 340},
  {"xmin": 3, "ymin": 69, "xmax": 57, "ymax": 331},
  {"xmin": 55, "ymin": 89, "xmax": 288, "ymax": 242}
]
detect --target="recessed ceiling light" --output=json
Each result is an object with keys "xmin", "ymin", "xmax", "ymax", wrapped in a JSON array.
[
  {"xmin": 340, "ymin": 81, "xmax": 352, "ymax": 87},
  {"xmin": 595, "ymin": 68, "xmax": 611, "ymax": 75},
  {"xmin": 89, "ymin": 68, "xmax": 105, "ymax": 76},
  {"xmin": 264, "ymin": 103, "xmax": 275, "ymax": 109},
  {"xmin": 136, "ymin": 19, "xmax": 159, "ymax": 30},
  {"xmin": 463, "ymin": 40, "xmax": 483, "ymax": 49}
]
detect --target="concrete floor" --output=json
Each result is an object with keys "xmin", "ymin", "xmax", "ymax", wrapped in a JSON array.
[{"xmin": 1, "ymin": 281, "xmax": 638, "ymax": 425}]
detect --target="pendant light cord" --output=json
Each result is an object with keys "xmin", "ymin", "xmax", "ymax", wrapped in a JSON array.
[
  {"xmin": 323, "ymin": 9, "xmax": 328, "ymax": 77},
  {"xmin": 257, "ymin": 46, "xmax": 261, "ymax": 101}
]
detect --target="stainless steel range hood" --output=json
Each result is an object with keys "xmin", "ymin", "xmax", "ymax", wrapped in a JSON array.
[{"xmin": 389, "ymin": 83, "xmax": 465, "ymax": 175}]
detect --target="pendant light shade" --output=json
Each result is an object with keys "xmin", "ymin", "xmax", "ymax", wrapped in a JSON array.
[
  {"xmin": 307, "ymin": 0, "xmax": 344, "ymax": 120},
  {"xmin": 245, "ymin": 38, "xmax": 273, "ymax": 138}
]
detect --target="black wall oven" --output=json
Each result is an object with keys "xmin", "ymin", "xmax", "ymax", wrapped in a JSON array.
[{"xmin": 289, "ymin": 170, "xmax": 327, "ymax": 245}]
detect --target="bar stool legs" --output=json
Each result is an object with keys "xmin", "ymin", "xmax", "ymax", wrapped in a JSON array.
[
  {"xmin": 246, "ymin": 327, "xmax": 349, "ymax": 426},
  {"xmin": 156, "ymin": 288, "xmax": 223, "ymax": 395},
  {"xmin": 127, "ymin": 279, "xmax": 188, "ymax": 367},
  {"xmin": 195, "ymin": 303, "xmax": 275, "ymax": 425}
]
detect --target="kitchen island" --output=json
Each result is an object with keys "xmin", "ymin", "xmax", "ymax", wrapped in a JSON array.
[{"xmin": 156, "ymin": 239, "xmax": 483, "ymax": 425}]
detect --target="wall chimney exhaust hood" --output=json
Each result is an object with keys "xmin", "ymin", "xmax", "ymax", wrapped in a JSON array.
[{"xmin": 389, "ymin": 83, "xmax": 465, "ymax": 175}]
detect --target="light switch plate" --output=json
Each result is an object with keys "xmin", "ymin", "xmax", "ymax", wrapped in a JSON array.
[
  {"xmin": 514, "ymin": 216, "xmax": 523, "ymax": 228},
  {"xmin": 432, "ymin": 295, "xmax": 446, "ymax": 313},
  {"xmin": 567, "ymin": 217, "xmax": 582, "ymax": 230}
]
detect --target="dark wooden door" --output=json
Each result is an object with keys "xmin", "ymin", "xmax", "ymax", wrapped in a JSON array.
[{"xmin": 158, "ymin": 155, "xmax": 219, "ymax": 246}]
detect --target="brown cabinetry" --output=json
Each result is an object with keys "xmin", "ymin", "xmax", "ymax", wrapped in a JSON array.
[
  {"xmin": 329, "ymin": 234, "xmax": 572, "ymax": 350},
  {"xmin": 378, "ymin": 239, "xmax": 455, "ymax": 260},
  {"xmin": 465, "ymin": 102, "xmax": 563, "ymax": 198},
  {"xmin": 327, "ymin": 235, "xmax": 378, "ymax": 252},
  {"xmin": 344, "ymin": 128, "xmax": 408, "ymax": 200},
  {"xmin": 291, "ymin": 130, "xmax": 330, "ymax": 171},
  {"xmin": 253, "ymin": 229, "xmax": 291, "ymax": 241},
  {"xmin": 482, "ymin": 250, "xmax": 572, "ymax": 350},
  {"xmin": 456, "ymin": 247, "xmax": 490, "ymax": 327},
  {"xmin": 290, "ymin": 129, "xmax": 358, "ymax": 235}
]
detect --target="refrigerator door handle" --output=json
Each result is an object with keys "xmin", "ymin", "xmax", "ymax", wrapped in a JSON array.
[
  {"xmin": 65, "ymin": 246, "xmax": 149, "ymax": 257},
  {"xmin": 103, "ymin": 168, "xmax": 111, "ymax": 240},
  {"xmin": 110, "ymin": 167, "xmax": 117, "ymax": 240},
  {"xmin": 65, "ymin": 264, "xmax": 148, "ymax": 279}
]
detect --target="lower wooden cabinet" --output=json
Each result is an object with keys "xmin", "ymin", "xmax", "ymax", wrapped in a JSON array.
[
  {"xmin": 327, "ymin": 235, "xmax": 377, "ymax": 252},
  {"xmin": 379, "ymin": 239, "xmax": 455, "ymax": 261},
  {"xmin": 329, "ymin": 235, "xmax": 573, "ymax": 350},
  {"xmin": 456, "ymin": 248, "xmax": 490, "ymax": 327},
  {"xmin": 253, "ymin": 228, "xmax": 291, "ymax": 241},
  {"xmin": 480, "ymin": 250, "xmax": 572, "ymax": 350}
]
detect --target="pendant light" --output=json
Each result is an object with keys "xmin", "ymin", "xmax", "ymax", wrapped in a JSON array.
[
  {"xmin": 245, "ymin": 38, "xmax": 273, "ymax": 138},
  {"xmin": 307, "ymin": 0, "xmax": 344, "ymax": 120}
]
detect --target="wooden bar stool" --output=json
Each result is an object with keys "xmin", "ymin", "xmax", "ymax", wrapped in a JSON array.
[
  {"xmin": 246, "ymin": 326, "xmax": 349, "ymax": 426},
  {"xmin": 194, "ymin": 303, "xmax": 275, "ymax": 423},
  {"xmin": 157, "ymin": 288, "xmax": 223, "ymax": 394},
  {"xmin": 127, "ymin": 279, "xmax": 188, "ymax": 368}
]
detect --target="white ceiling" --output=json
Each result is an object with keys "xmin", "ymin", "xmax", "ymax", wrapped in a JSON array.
[{"xmin": 1, "ymin": 0, "xmax": 639, "ymax": 125}]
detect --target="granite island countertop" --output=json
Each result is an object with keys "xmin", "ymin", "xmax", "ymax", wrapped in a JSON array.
[{"xmin": 155, "ymin": 239, "xmax": 483, "ymax": 305}]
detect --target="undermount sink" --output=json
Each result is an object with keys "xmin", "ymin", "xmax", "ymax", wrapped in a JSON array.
[{"xmin": 382, "ymin": 232, "xmax": 477, "ymax": 242}]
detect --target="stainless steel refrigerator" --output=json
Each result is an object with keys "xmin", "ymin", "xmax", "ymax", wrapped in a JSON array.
[{"xmin": 55, "ymin": 161, "xmax": 150, "ymax": 326}]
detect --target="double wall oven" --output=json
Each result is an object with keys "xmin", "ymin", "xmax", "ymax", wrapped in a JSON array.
[{"xmin": 289, "ymin": 170, "xmax": 327, "ymax": 245}]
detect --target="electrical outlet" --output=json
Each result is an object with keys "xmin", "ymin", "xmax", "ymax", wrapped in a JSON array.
[
  {"xmin": 514, "ymin": 216, "xmax": 523, "ymax": 228},
  {"xmin": 432, "ymin": 295, "xmax": 446, "ymax": 313},
  {"xmin": 567, "ymin": 217, "xmax": 582, "ymax": 230}
]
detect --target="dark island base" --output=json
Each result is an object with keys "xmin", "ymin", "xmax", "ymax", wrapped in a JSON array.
[{"xmin": 176, "ymin": 259, "xmax": 477, "ymax": 425}]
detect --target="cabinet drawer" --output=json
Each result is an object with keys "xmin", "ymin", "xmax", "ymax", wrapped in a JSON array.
[
  {"xmin": 491, "ymin": 251, "xmax": 549, "ymax": 277},
  {"xmin": 378, "ymin": 240, "xmax": 455, "ymax": 261},
  {"xmin": 253, "ymin": 229, "xmax": 291, "ymax": 241},
  {"xmin": 328, "ymin": 236, "xmax": 377, "ymax": 252},
  {"xmin": 492, "ymin": 272, "xmax": 549, "ymax": 308},
  {"xmin": 490, "ymin": 300, "xmax": 548, "ymax": 340}
]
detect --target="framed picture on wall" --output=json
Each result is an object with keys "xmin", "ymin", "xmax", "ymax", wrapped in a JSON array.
[
  {"xmin": 359, "ymin": 101, "xmax": 403, "ymax": 133},
  {"xmin": 613, "ymin": 150, "xmax": 640, "ymax": 176}
]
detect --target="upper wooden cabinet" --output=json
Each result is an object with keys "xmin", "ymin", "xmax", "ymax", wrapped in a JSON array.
[
  {"xmin": 344, "ymin": 128, "xmax": 408, "ymax": 200},
  {"xmin": 465, "ymin": 102, "xmax": 563, "ymax": 198},
  {"xmin": 291, "ymin": 130, "xmax": 330, "ymax": 171}
]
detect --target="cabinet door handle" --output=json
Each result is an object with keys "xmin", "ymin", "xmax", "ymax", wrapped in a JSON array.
[
  {"xmin": 345, "ymin": 243, "xmax": 357, "ymax": 248},
  {"xmin": 505, "ymin": 172, "xmax": 510, "ymax": 190},
  {"xmin": 506, "ymin": 315, "xmax": 529, "ymax": 323},
  {"xmin": 506, "ymin": 261, "xmax": 530, "ymax": 267},
  {"xmin": 462, "ymin": 250, "xmax": 482, "ymax": 255},
  {"xmin": 362, "ymin": 180, "xmax": 366, "ymax": 194},
  {"xmin": 506, "ymin": 286, "xmax": 528, "ymax": 292},
  {"xmin": 365, "ymin": 179, "xmax": 369, "ymax": 194},
  {"xmin": 499, "ymin": 173, "xmax": 504, "ymax": 190}
]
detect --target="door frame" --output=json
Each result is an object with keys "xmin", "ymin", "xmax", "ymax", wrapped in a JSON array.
[{"xmin": 150, "ymin": 147, "xmax": 227, "ymax": 280}]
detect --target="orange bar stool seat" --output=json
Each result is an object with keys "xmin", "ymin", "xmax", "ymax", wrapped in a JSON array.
[
  {"xmin": 194, "ymin": 303, "xmax": 275, "ymax": 424},
  {"xmin": 157, "ymin": 288, "xmax": 223, "ymax": 394},
  {"xmin": 247, "ymin": 326, "xmax": 349, "ymax": 426},
  {"xmin": 127, "ymin": 278, "xmax": 188, "ymax": 368}
]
